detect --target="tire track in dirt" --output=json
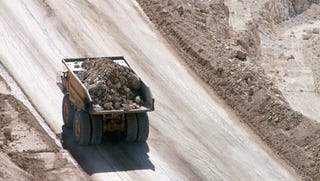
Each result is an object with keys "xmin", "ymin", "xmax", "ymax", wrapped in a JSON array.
[
  {"xmin": 73, "ymin": 0, "xmax": 298, "ymax": 180},
  {"xmin": 33, "ymin": 0, "xmax": 90, "ymax": 57},
  {"xmin": 0, "ymin": 3, "xmax": 64, "ymax": 132}
]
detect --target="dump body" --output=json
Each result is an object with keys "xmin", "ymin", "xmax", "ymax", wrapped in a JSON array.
[{"xmin": 61, "ymin": 56, "xmax": 154, "ymax": 115}]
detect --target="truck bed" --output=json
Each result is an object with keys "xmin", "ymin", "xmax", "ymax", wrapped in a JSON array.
[{"xmin": 62, "ymin": 56, "xmax": 154, "ymax": 115}]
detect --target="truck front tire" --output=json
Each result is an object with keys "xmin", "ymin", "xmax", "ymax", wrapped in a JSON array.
[
  {"xmin": 62, "ymin": 95, "xmax": 75, "ymax": 129},
  {"xmin": 136, "ymin": 113, "xmax": 149, "ymax": 142},
  {"xmin": 73, "ymin": 110, "xmax": 91, "ymax": 145},
  {"xmin": 125, "ymin": 114, "xmax": 138, "ymax": 142},
  {"xmin": 90, "ymin": 115, "xmax": 103, "ymax": 145}
]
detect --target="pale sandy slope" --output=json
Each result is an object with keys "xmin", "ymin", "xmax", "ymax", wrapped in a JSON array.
[
  {"xmin": 261, "ymin": 19, "xmax": 320, "ymax": 122},
  {"xmin": 227, "ymin": 0, "xmax": 320, "ymax": 122},
  {"xmin": 0, "ymin": 1, "xmax": 297, "ymax": 180}
]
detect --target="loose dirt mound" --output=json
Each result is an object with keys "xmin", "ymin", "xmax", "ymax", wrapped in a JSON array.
[
  {"xmin": 137, "ymin": 0, "xmax": 320, "ymax": 180},
  {"xmin": 0, "ymin": 81, "xmax": 89, "ymax": 180},
  {"xmin": 78, "ymin": 58, "xmax": 143, "ymax": 110}
]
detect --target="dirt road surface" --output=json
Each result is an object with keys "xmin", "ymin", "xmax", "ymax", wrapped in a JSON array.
[{"xmin": 0, "ymin": 1, "xmax": 298, "ymax": 180}]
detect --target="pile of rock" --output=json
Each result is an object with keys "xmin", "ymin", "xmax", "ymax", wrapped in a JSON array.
[
  {"xmin": 0, "ymin": 127, "xmax": 11, "ymax": 148},
  {"xmin": 78, "ymin": 58, "xmax": 143, "ymax": 110}
]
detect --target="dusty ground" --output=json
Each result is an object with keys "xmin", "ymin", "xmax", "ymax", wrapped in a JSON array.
[
  {"xmin": 0, "ymin": 0, "xmax": 317, "ymax": 180},
  {"xmin": 137, "ymin": 0, "xmax": 320, "ymax": 180},
  {"xmin": 0, "ymin": 76, "xmax": 88, "ymax": 180},
  {"xmin": 0, "ymin": 1, "xmax": 299, "ymax": 180},
  {"xmin": 260, "ymin": 4, "xmax": 320, "ymax": 122}
]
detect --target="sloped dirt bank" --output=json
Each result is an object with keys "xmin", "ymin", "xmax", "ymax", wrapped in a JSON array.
[
  {"xmin": 260, "ymin": 3, "xmax": 320, "ymax": 122},
  {"xmin": 137, "ymin": 0, "xmax": 320, "ymax": 180},
  {"xmin": 0, "ymin": 77, "xmax": 89, "ymax": 180}
]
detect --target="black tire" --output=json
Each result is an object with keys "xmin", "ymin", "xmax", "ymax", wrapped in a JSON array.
[
  {"xmin": 136, "ymin": 113, "xmax": 149, "ymax": 142},
  {"xmin": 125, "ymin": 114, "xmax": 138, "ymax": 142},
  {"xmin": 73, "ymin": 110, "xmax": 91, "ymax": 145},
  {"xmin": 90, "ymin": 115, "xmax": 103, "ymax": 145},
  {"xmin": 62, "ymin": 95, "xmax": 75, "ymax": 129}
]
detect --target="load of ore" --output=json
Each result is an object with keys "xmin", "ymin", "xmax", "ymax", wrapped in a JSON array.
[{"xmin": 77, "ymin": 58, "xmax": 143, "ymax": 111}]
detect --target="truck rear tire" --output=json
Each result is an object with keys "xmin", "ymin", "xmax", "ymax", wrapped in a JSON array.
[
  {"xmin": 62, "ymin": 95, "xmax": 75, "ymax": 129},
  {"xmin": 136, "ymin": 113, "xmax": 149, "ymax": 142},
  {"xmin": 90, "ymin": 115, "xmax": 103, "ymax": 145},
  {"xmin": 73, "ymin": 110, "xmax": 91, "ymax": 145},
  {"xmin": 125, "ymin": 114, "xmax": 138, "ymax": 142}
]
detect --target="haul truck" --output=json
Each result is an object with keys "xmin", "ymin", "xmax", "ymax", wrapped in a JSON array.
[{"xmin": 61, "ymin": 57, "xmax": 154, "ymax": 145}]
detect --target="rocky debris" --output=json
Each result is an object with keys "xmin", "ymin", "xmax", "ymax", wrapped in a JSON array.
[
  {"xmin": 0, "ymin": 112, "xmax": 10, "ymax": 149},
  {"xmin": 78, "ymin": 58, "xmax": 143, "ymax": 110},
  {"xmin": 287, "ymin": 54, "xmax": 295, "ymax": 60},
  {"xmin": 230, "ymin": 47, "xmax": 248, "ymax": 60},
  {"xmin": 302, "ymin": 33, "xmax": 312, "ymax": 40},
  {"xmin": 292, "ymin": 0, "xmax": 311, "ymax": 14},
  {"xmin": 3, "ymin": 127, "xmax": 12, "ymax": 141},
  {"xmin": 0, "ymin": 93, "xmax": 89, "ymax": 180},
  {"xmin": 312, "ymin": 27, "xmax": 320, "ymax": 34},
  {"xmin": 0, "ymin": 134, "xmax": 7, "ymax": 148}
]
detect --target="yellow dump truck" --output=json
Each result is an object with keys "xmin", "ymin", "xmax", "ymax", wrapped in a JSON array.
[{"xmin": 61, "ymin": 57, "xmax": 154, "ymax": 145}]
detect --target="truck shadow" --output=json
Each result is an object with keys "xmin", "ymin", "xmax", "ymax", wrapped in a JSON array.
[{"xmin": 61, "ymin": 126, "xmax": 155, "ymax": 175}]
